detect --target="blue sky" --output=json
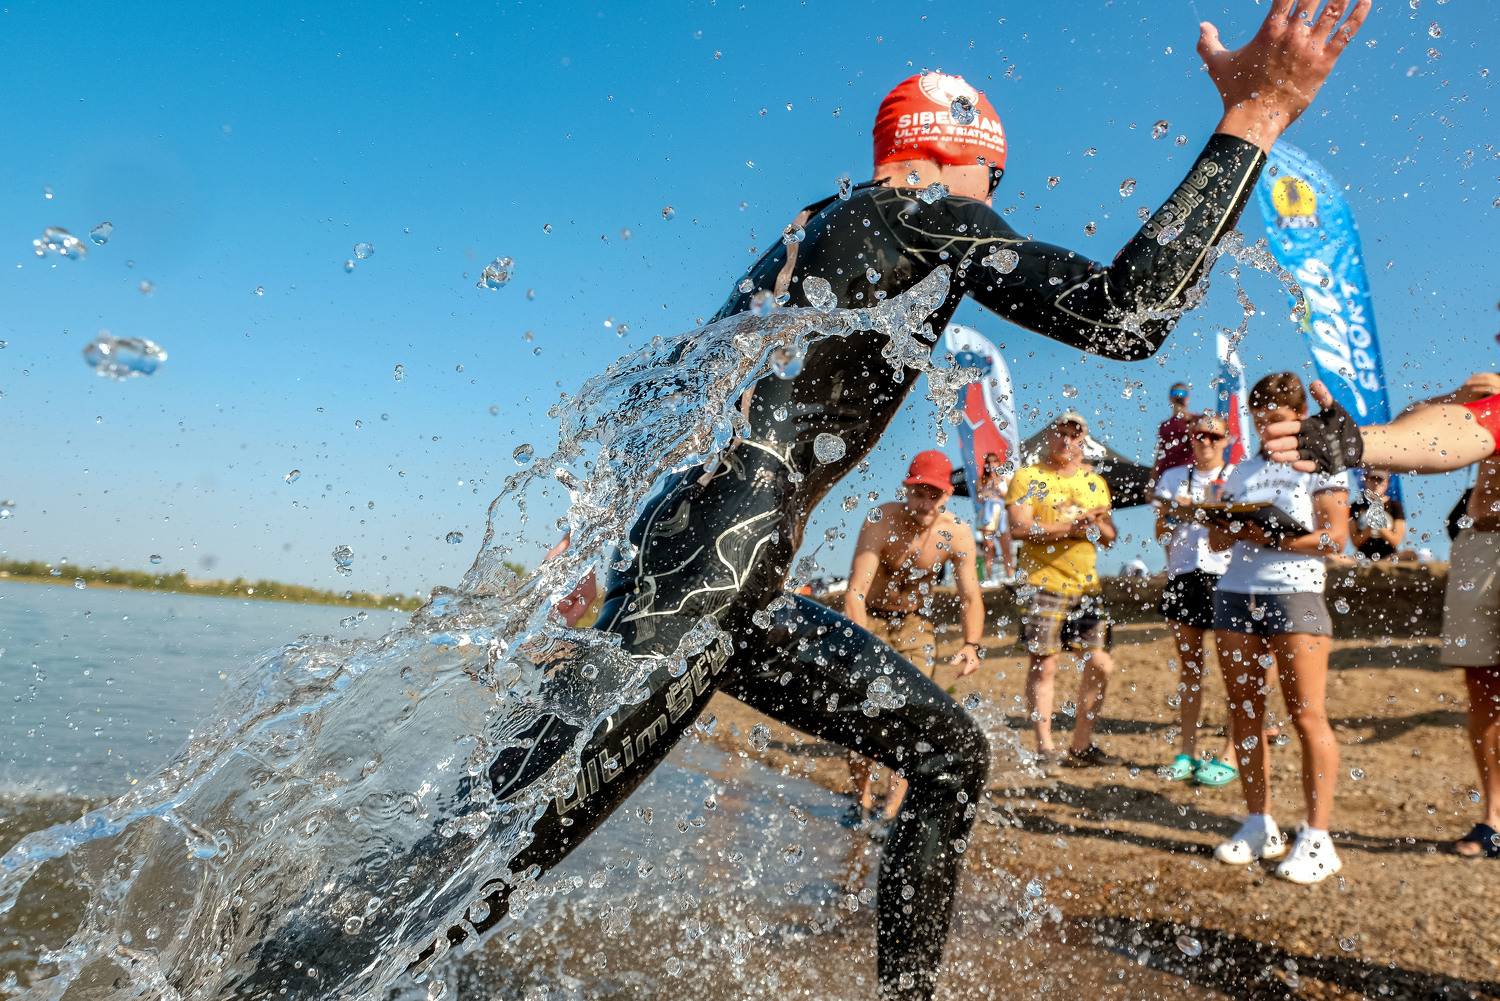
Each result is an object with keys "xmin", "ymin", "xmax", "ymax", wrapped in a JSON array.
[{"xmin": 1, "ymin": 1, "xmax": 1495, "ymax": 594}]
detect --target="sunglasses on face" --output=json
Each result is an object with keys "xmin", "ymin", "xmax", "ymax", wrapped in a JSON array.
[
  {"xmin": 986, "ymin": 164, "xmax": 1005, "ymax": 196},
  {"xmin": 1193, "ymin": 432, "xmax": 1226, "ymax": 442}
]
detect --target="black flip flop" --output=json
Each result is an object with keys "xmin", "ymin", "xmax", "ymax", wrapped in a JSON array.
[{"xmin": 1456, "ymin": 823, "xmax": 1500, "ymax": 859}]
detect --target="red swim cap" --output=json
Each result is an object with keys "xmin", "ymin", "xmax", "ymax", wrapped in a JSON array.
[{"xmin": 873, "ymin": 73, "xmax": 1007, "ymax": 171}]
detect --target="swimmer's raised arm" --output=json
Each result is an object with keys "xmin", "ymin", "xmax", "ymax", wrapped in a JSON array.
[{"xmin": 937, "ymin": 2, "xmax": 1371, "ymax": 361}]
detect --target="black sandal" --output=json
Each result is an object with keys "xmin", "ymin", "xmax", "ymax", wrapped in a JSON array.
[{"xmin": 1455, "ymin": 823, "xmax": 1500, "ymax": 859}]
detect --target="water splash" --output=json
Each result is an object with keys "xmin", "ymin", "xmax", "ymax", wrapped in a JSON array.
[
  {"xmin": 0, "ymin": 270, "xmax": 951, "ymax": 1001},
  {"xmin": 82, "ymin": 334, "xmax": 167, "ymax": 379},
  {"xmin": 32, "ymin": 227, "xmax": 87, "ymax": 260}
]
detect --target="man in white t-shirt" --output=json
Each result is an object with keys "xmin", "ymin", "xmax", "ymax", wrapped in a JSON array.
[{"xmin": 1152, "ymin": 413, "xmax": 1237, "ymax": 787}]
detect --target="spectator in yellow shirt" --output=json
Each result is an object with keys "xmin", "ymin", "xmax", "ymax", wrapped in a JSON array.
[{"xmin": 1007, "ymin": 411, "xmax": 1119, "ymax": 770}]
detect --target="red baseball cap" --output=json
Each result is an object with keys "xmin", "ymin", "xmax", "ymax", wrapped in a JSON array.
[
  {"xmin": 903, "ymin": 450, "xmax": 954, "ymax": 492},
  {"xmin": 873, "ymin": 73, "xmax": 1007, "ymax": 171}
]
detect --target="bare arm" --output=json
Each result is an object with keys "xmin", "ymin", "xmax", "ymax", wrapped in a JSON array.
[
  {"xmin": 845, "ymin": 518, "xmax": 885, "ymax": 629},
  {"xmin": 1091, "ymin": 509, "xmax": 1118, "ymax": 549},
  {"xmin": 949, "ymin": 524, "xmax": 985, "ymax": 678},
  {"xmin": 1008, "ymin": 501, "xmax": 1090, "ymax": 544},
  {"xmin": 1266, "ymin": 381, "xmax": 1499, "ymax": 474},
  {"xmin": 1281, "ymin": 489, "xmax": 1350, "ymax": 556}
]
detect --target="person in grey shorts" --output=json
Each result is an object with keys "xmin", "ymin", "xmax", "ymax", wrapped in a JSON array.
[{"xmin": 1206, "ymin": 373, "xmax": 1351, "ymax": 885}]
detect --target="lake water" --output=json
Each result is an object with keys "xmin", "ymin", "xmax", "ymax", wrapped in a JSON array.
[{"xmin": 0, "ymin": 581, "xmax": 1217, "ymax": 999}]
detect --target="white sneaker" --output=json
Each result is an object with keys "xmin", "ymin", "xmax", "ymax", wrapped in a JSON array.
[
  {"xmin": 1214, "ymin": 817, "xmax": 1287, "ymax": 865},
  {"xmin": 1275, "ymin": 827, "xmax": 1342, "ymax": 885}
]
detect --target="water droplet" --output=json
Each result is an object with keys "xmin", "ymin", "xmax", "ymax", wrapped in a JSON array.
[
  {"xmin": 444, "ymin": 531, "xmax": 464, "ymax": 545},
  {"xmin": 73, "ymin": 577, "xmax": 86, "ymax": 590},
  {"xmin": 512, "ymin": 443, "xmax": 534, "ymax": 464},
  {"xmin": 661, "ymin": 205, "xmax": 676, "ymax": 221},
  {"xmin": 32, "ymin": 226, "xmax": 87, "ymax": 260},
  {"xmin": 331, "ymin": 545, "xmax": 354, "ymax": 576},
  {"xmin": 907, "ymin": 170, "xmax": 922, "ymax": 186},
  {"xmin": 1151, "ymin": 119, "xmax": 1169, "ymax": 139},
  {"xmin": 477, "ymin": 257, "xmax": 513, "ymax": 291},
  {"xmin": 89, "ymin": 221, "xmax": 114, "ymax": 246},
  {"xmin": 82, "ymin": 333, "xmax": 167, "ymax": 379},
  {"xmin": 1061, "ymin": 385, "xmax": 1079, "ymax": 399},
  {"xmin": 1175, "ymin": 134, "xmax": 1188, "ymax": 147},
  {"xmin": 42, "ymin": 186, "xmax": 54, "ymax": 200},
  {"xmin": 782, "ymin": 224, "xmax": 805, "ymax": 245},
  {"xmin": 1339, "ymin": 936, "xmax": 1357, "ymax": 952},
  {"xmin": 813, "ymin": 432, "xmax": 846, "ymax": 464},
  {"xmin": 781, "ymin": 843, "xmax": 806, "ymax": 864},
  {"xmin": 253, "ymin": 285, "xmax": 265, "ymax": 296},
  {"xmin": 1137, "ymin": 206, "xmax": 1152, "ymax": 222},
  {"xmin": 770, "ymin": 345, "xmax": 805, "ymax": 379},
  {"xmin": 738, "ymin": 278, "xmax": 755, "ymax": 294},
  {"xmin": 1350, "ymin": 767, "xmax": 1365, "ymax": 781},
  {"xmin": 353, "ymin": 241, "xmax": 375, "ymax": 260},
  {"xmin": 1176, "ymin": 935, "xmax": 1203, "ymax": 958},
  {"xmin": 749, "ymin": 723, "xmax": 771, "ymax": 752},
  {"xmin": 749, "ymin": 290, "xmax": 775, "ymax": 317},
  {"xmin": 1025, "ymin": 878, "xmax": 1044, "ymax": 898},
  {"xmin": 865, "ymin": 267, "xmax": 881, "ymax": 284},
  {"xmin": 343, "ymin": 259, "xmax": 356, "ymax": 273},
  {"xmin": 149, "ymin": 554, "xmax": 163, "ymax": 565},
  {"xmin": 963, "ymin": 692, "xmax": 981, "ymax": 710},
  {"xmin": 1046, "ymin": 175, "xmax": 1060, "ymax": 189},
  {"xmin": 837, "ymin": 174, "xmax": 852, "ymax": 200},
  {"xmin": 982, "ymin": 247, "xmax": 1020, "ymax": 274},
  {"xmin": 393, "ymin": 363, "xmax": 405, "ymax": 382},
  {"xmin": 1119, "ymin": 178, "xmax": 1136, "ymax": 198},
  {"xmin": 1083, "ymin": 221, "xmax": 1097, "ymax": 237},
  {"xmin": 137, "ymin": 280, "xmax": 154, "ymax": 295},
  {"xmin": 803, "ymin": 276, "xmax": 837, "ymax": 311},
  {"xmin": 1083, "ymin": 146, "xmax": 1097, "ymax": 157},
  {"xmin": 1428, "ymin": 21, "xmax": 1442, "ymax": 37},
  {"xmin": 1334, "ymin": 597, "xmax": 1350, "ymax": 613},
  {"xmin": 342, "ymin": 916, "xmax": 364, "ymax": 935},
  {"xmin": 949, "ymin": 95, "xmax": 977, "ymax": 125},
  {"xmin": 284, "ymin": 469, "xmax": 301, "ymax": 484}
]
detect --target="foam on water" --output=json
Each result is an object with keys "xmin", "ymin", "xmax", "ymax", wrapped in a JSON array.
[{"xmin": 0, "ymin": 271, "xmax": 951, "ymax": 1001}]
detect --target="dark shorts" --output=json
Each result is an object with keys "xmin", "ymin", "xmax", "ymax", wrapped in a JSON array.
[
  {"xmin": 1022, "ymin": 589, "xmax": 1112, "ymax": 656},
  {"xmin": 1160, "ymin": 569, "xmax": 1221, "ymax": 629},
  {"xmin": 1213, "ymin": 589, "xmax": 1332, "ymax": 638}
]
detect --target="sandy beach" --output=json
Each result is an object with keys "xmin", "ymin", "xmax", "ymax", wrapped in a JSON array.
[{"xmin": 700, "ymin": 572, "xmax": 1500, "ymax": 999}]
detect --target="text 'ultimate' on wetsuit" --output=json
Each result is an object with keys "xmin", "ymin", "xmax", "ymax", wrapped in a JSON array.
[{"xmin": 243, "ymin": 133, "xmax": 1265, "ymax": 1001}]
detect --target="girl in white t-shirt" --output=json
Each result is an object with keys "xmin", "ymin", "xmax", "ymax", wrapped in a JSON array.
[
  {"xmin": 1207, "ymin": 373, "xmax": 1351, "ymax": 885},
  {"xmin": 1152, "ymin": 413, "xmax": 1237, "ymax": 788}
]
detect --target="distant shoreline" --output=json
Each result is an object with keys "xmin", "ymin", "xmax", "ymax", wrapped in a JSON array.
[{"xmin": 0, "ymin": 561, "xmax": 423, "ymax": 612}]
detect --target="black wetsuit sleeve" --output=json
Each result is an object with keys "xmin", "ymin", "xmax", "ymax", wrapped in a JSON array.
[{"xmin": 936, "ymin": 133, "xmax": 1266, "ymax": 361}]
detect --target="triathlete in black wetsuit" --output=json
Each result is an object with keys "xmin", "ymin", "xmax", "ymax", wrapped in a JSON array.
[{"xmin": 243, "ymin": 6, "xmax": 1371, "ymax": 997}]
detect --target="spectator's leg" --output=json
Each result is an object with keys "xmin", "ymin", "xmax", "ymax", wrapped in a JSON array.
[
  {"xmin": 850, "ymin": 753, "xmax": 877, "ymax": 814},
  {"xmin": 1219, "ymin": 630, "xmax": 1272, "ymax": 816},
  {"xmin": 1172, "ymin": 621, "xmax": 1208, "ymax": 760},
  {"xmin": 1459, "ymin": 665, "xmax": 1500, "ymax": 856},
  {"xmin": 1070, "ymin": 648, "xmax": 1115, "ymax": 754},
  {"xmin": 1271, "ymin": 633, "xmax": 1338, "ymax": 831},
  {"xmin": 1027, "ymin": 654, "xmax": 1059, "ymax": 753}
]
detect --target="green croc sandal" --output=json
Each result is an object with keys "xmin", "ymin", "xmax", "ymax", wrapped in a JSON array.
[
  {"xmin": 1166, "ymin": 753, "xmax": 1197, "ymax": 782},
  {"xmin": 1194, "ymin": 757, "xmax": 1239, "ymax": 788}
]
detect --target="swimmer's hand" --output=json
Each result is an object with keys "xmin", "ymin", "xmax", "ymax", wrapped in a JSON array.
[
  {"xmin": 1198, "ymin": 0, "xmax": 1372, "ymax": 152},
  {"xmin": 1264, "ymin": 380, "xmax": 1363, "ymax": 473}
]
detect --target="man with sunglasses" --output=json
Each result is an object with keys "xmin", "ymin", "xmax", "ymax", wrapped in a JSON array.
[{"xmin": 1009, "ymin": 412, "xmax": 1120, "ymax": 769}]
